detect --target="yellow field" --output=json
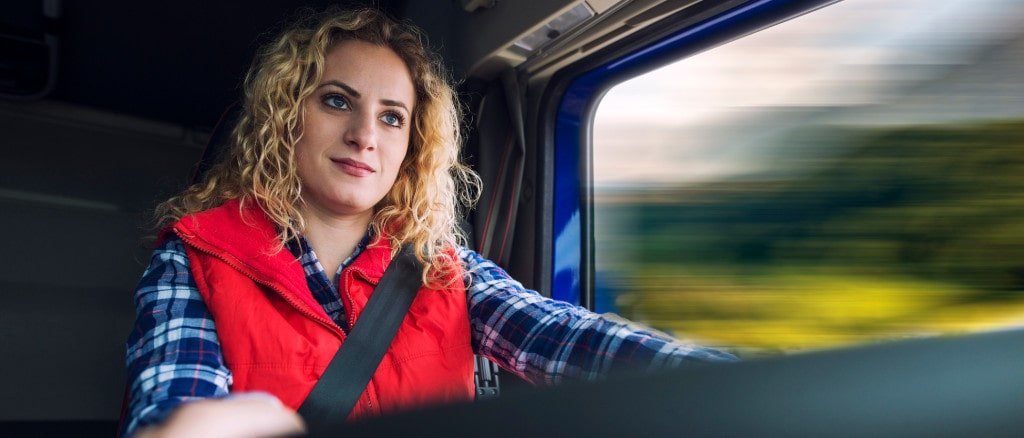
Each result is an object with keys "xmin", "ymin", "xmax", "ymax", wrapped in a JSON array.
[{"xmin": 613, "ymin": 265, "xmax": 1024, "ymax": 354}]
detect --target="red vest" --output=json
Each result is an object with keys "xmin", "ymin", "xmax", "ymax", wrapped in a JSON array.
[{"xmin": 171, "ymin": 199, "xmax": 475, "ymax": 420}]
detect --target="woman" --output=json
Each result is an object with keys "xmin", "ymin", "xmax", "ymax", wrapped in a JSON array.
[{"xmin": 123, "ymin": 7, "xmax": 735, "ymax": 437}]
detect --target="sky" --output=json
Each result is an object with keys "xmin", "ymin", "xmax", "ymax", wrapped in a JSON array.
[{"xmin": 592, "ymin": 0, "xmax": 1024, "ymax": 186}]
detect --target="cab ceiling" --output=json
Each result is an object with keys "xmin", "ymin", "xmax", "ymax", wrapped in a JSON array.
[{"xmin": 18, "ymin": 0, "xmax": 587, "ymax": 130}]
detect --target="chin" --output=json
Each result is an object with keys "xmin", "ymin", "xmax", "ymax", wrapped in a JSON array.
[{"xmin": 332, "ymin": 202, "xmax": 376, "ymax": 217}]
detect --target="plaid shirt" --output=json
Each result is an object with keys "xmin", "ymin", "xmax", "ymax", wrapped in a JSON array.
[{"xmin": 123, "ymin": 234, "xmax": 736, "ymax": 436}]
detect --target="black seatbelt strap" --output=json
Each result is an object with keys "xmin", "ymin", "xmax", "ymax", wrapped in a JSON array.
[{"xmin": 298, "ymin": 245, "xmax": 422, "ymax": 436}]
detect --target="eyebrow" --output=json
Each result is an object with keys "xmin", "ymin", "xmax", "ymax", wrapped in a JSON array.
[{"xmin": 319, "ymin": 80, "xmax": 410, "ymax": 113}]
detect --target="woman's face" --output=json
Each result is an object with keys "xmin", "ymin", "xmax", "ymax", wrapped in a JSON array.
[{"xmin": 294, "ymin": 39, "xmax": 416, "ymax": 219}]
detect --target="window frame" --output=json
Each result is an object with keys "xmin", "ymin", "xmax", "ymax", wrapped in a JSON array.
[{"xmin": 543, "ymin": 0, "xmax": 842, "ymax": 307}]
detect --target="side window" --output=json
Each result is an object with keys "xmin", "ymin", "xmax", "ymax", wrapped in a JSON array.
[{"xmin": 592, "ymin": 0, "xmax": 1024, "ymax": 356}]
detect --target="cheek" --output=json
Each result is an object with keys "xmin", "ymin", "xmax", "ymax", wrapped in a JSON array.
[
  {"xmin": 379, "ymin": 148, "xmax": 410, "ymax": 197},
  {"xmin": 386, "ymin": 138, "xmax": 411, "ymax": 175},
  {"xmin": 292, "ymin": 142, "xmax": 314, "ymax": 181}
]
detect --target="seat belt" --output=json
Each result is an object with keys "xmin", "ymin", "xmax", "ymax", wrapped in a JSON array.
[{"xmin": 297, "ymin": 245, "xmax": 422, "ymax": 436}]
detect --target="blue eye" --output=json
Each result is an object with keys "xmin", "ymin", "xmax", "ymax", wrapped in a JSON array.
[
  {"xmin": 381, "ymin": 112, "xmax": 403, "ymax": 127},
  {"xmin": 323, "ymin": 94, "xmax": 349, "ymax": 110}
]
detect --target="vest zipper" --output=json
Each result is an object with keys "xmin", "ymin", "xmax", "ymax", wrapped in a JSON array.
[
  {"xmin": 340, "ymin": 269, "xmax": 358, "ymax": 333},
  {"xmin": 365, "ymin": 379, "xmax": 377, "ymax": 414},
  {"xmin": 342, "ymin": 266, "xmax": 378, "ymax": 330},
  {"xmin": 174, "ymin": 228, "xmax": 347, "ymax": 341}
]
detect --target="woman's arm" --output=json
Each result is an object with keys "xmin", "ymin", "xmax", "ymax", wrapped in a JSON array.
[
  {"xmin": 124, "ymin": 235, "xmax": 304, "ymax": 438},
  {"xmin": 122, "ymin": 235, "xmax": 233, "ymax": 435},
  {"xmin": 460, "ymin": 247, "xmax": 737, "ymax": 385}
]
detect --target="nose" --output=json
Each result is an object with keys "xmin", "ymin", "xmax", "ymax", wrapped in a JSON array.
[{"xmin": 342, "ymin": 112, "xmax": 377, "ymax": 151}]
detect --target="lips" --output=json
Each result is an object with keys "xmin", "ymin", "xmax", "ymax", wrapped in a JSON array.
[{"xmin": 331, "ymin": 157, "xmax": 375, "ymax": 177}]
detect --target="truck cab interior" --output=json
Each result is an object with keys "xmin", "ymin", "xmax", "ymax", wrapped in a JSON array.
[{"xmin": 3, "ymin": 0, "xmax": 1023, "ymax": 436}]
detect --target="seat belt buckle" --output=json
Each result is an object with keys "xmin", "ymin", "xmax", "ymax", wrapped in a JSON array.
[{"xmin": 473, "ymin": 354, "xmax": 500, "ymax": 399}]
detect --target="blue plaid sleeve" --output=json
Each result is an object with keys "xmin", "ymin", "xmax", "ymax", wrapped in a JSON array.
[
  {"xmin": 459, "ymin": 247, "xmax": 737, "ymax": 385},
  {"xmin": 122, "ymin": 234, "xmax": 231, "ymax": 437}
]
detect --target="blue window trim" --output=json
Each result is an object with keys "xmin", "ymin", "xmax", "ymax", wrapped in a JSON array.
[{"xmin": 550, "ymin": 0, "xmax": 839, "ymax": 305}]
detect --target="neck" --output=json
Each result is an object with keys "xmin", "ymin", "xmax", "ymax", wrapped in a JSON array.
[{"xmin": 299, "ymin": 204, "xmax": 373, "ymax": 278}]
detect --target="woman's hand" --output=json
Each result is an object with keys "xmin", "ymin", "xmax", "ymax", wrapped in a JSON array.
[{"xmin": 134, "ymin": 393, "xmax": 306, "ymax": 438}]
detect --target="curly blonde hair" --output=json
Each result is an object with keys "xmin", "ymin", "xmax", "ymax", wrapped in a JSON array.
[{"xmin": 155, "ymin": 7, "xmax": 480, "ymax": 284}]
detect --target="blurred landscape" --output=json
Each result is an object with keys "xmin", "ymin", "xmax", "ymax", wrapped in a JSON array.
[
  {"xmin": 592, "ymin": 0, "xmax": 1024, "ymax": 354},
  {"xmin": 596, "ymin": 119, "xmax": 1024, "ymax": 353}
]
